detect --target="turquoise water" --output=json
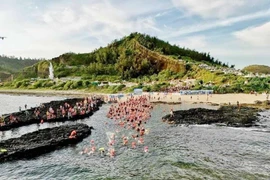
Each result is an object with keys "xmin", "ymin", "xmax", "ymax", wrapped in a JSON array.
[{"xmin": 0, "ymin": 94, "xmax": 269, "ymax": 180}]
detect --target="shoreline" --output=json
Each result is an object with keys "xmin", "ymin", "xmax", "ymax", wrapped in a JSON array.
[
  {"xmin": 0, "ymin": 89, "xmax": 104, "ymax": 97},
  {"xmin": 0, "ymin": 89, "xmax": 269, "ymax": 106}
]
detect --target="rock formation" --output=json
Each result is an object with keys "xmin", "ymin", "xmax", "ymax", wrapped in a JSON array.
[
  {"xmin": 0, "ymin": 124, "xmax": 93, "ymax": 162},
  {"xmin": 0, "ymin": 98, "xmax": 103, "ymax": 131},
  {"xmin": 162, "ymin": 106, "xmax": 260, "ymax": 127}
]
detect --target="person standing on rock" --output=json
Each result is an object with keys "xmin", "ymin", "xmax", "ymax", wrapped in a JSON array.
[
  {"xmin": 170, "ymin": 109, "xmax": 174, "ymax": 118},
  {"xmin": 69, "ymin": 130, "xmax": 77, "ymax": 139},
  {"xmin": 237, "ymin": 101, "xmax": 240, "ymax": 112},
  {"xmin": 67, "ymin": 111, "xmax": 72, "ymax": 119},
  {"xmin": 25, "ymin": 110, "xmax": 30, "ymax": 119}
]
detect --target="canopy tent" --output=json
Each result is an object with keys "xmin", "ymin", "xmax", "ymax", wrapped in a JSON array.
[
  {"xmin": 108, "ymin": 94, "xmax": 124, "ymax": 98},
  {"xmin": 180, "ymin": 90, "xmax": 213, "ymax": 95},
  {"xmin": 134, "ymin": 88, "xmax": 143, "ymax": 95}
]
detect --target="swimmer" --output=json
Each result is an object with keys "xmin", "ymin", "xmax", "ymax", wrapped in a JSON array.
[
  {"xmin": 91, "ymin": 146, "xmax": 96, "ymax": 152},
  {"xmin": 99, "ymin": 147, "xmax": 105, "ymax": 156},
  {"xmin": 110, "ymin": 133, "xmax": 115, "ymax": 140},
  {"xmin": 144, "ymin": 146, "xmax": 148, "ymax": 153},
  {"xmin": 108, "ymin": 139, "xmax": 115, "ymax": 146},
  {"xmin": 123, "ymin": 137, "xmax": 128, "ymax": 146},
  {"xmin": 90, "ymin": 140, "xmax": 95, "ymax": 145},
  {"xmin": 132, "ymin": 134, "xmax": 138, "ymax": 139},
  {"xmin": 140, "ymin": 129, "xmax": 145, "ymax": 136},
  {"xmin": 138, "ymin": 137, "xmax": 144, "ymax": 144},
  {"xmin": 131, "ymin": 141, "xmax": 136, "ymax": 149},
  {"xmin": 69, "ymin": 130, "xmax": 77, "ymax": 139},
  {"xmin": 109, "ymin": 148, "xmax": 115, "ymax": 158},
  {"xmin": 79, "ymin": 147, "xmax": 88, "ymax": 155},
  {"xmin": 87, "ymin": 146, "xmax": 96, "ymax": 155},
  {"xmin": 83, "ymin": 147, "xmax": 89, "ymax": 154}
]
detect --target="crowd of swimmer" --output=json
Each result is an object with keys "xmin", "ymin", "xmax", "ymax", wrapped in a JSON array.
[
  {"xmin": 41, "ymin": 97, "xmax": 99, "ymax": 121},
  {"xmin": 0, "ymin": 97, "xmax": 99, "ymax": 126},
  {"xmin": 81, "ymin": 95, "xmax": 153, "ymax": 158}
]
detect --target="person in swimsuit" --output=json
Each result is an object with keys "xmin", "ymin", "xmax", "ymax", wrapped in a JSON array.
[{"xmin": 69, "ymin": 130, "xmax": 77, "ymax": 139}]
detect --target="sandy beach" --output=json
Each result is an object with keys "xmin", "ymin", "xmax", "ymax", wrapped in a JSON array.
[
  {"xmin": 0, "ymin": 89, "xmax": 268, "ymax": 105},
  {"xmin": 147, "ymin": 92, "xmax": 269, "ymax": 105}
]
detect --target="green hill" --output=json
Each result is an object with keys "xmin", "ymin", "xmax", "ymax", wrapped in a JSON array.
[
  {"xmin": 0, "ymin": 55, "xmax": 38, "ymax": 81},
  {"xmin": 243, "ymin": 65, "xmax": 270, "ymax": 74},
  {"xmin": 5, "ymin": 33, "xmax": 270, "ymax": 94},
  {"xmin": 0, "ymin": 55, "xmax": 38, "ymax": 73},
  {"xmin": 16, "ymin": 32, "xmax": 226, "ymax": 80}
]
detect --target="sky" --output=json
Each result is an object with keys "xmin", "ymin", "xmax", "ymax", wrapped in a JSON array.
[{"xmin": 0, "ymin": 0, "xmax": 270, "ymax": 69}]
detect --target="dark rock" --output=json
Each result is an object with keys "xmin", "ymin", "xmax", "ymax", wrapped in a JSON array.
[
  {"xmin": 263, "ymin": 100, "xmax": 270, "ymax": 105},
  {"xmin": 162, "ymin": 105, "xmax": 260, "ymax": 127},
  {"xmin": 0, "ymin": 124, "xmax": 93, "ymax": 162},
  {"xmin": 254, "ymin": 100, "xmax": 263, "ymax": 105}
]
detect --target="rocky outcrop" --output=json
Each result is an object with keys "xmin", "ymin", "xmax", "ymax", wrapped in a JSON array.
[
  {"xmin": 0, "ymin": 98, "xmax": 103, "ymax": 131},
  {"xmin": 162, "ymin": 106, "xmax": 260, "ymax": 127},
  {"xmin": 0, "ymin": 124, "xmax": 93, "ymax": 162}
]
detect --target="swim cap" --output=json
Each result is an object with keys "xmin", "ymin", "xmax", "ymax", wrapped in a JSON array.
[{"xmin": 99, "ymin": 147, "xmax": 105, "ymax": 151}]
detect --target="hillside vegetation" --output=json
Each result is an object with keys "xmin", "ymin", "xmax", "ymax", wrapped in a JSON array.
[
  {"xmin": 8, "ymin": 32, "xmax": 269, "ymax": 94},
  {"xmin": 243, "ymin": 65, "xmax": 270, "ymax": 74},
  {"xmin": 0, "ymin": 55, "xmax": 39, "ymax": 81},
  {"xmin": 0, "ymin": 55, "xmax": 38, "ymax": 73},
  {"xmin": 16, "ymin": 32, "xmax": 225, "ymax": 80}
]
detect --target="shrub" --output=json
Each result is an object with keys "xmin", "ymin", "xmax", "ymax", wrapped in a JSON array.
[
  {"xmin": 32, "ymin": 80, "xmax": 44, "ymax": 89},
  {"xmin": 14, "ymin": 81, "xmax": 23, "ymax": 88},
  {"xmin": 63, "ymin": 81, "xmax": 73, "ymax": 90},
  {"xmin": 82, "ymin": 80, "xmax": 90, "ymax": 87},
  {"xmin": 142, "ymin": 86, "xmax": 151, "ymax": 92},
  {"xmin": 115, "ymin": 84, "xmax": 126, "ymax": 91}
]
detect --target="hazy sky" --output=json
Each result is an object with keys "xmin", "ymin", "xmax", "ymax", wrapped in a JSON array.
[{"xmin": 0, "ymin": 0, "xmax": 270, "ymax": 69}]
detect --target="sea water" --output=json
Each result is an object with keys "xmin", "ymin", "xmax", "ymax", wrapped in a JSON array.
[{"xmin": 0, "ymin": 94, "xmax": 269, "ymax": 180}]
